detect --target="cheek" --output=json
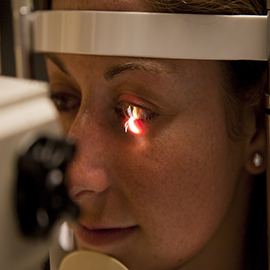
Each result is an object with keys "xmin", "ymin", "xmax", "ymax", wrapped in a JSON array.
[{"xmin": 115, "ymin": 106, "xmax": 241, "ymax": 261}]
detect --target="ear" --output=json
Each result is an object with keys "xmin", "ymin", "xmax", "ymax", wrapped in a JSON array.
[{"xmin": 245, "ymin": 128, "xmax": 266, "ymax": 175}]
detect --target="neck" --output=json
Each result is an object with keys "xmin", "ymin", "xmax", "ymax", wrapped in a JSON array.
[{"xmin": 181, "ymin": 172, "xmax": 264, "ymax": 270}]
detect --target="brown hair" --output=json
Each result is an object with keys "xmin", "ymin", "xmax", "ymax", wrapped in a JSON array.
[{"xmin": 144, "ymin": 0, "xmax": 266, "ymax": 14}]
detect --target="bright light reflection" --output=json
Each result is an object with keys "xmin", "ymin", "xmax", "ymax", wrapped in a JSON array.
[{"xmin": 125, "ymin": 106, "xmax": 142, "ymax": 134}]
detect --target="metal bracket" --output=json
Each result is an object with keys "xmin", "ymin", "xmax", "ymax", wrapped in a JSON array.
[
  {"xmin": 266, "ymin": 4, "xmax": 270, "ymax": 269},
  {"xmin": 11, "ymin": 0, "xmax": 33, "ymax": 78}
]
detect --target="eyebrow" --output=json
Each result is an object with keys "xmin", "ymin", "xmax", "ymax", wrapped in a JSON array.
[
  {"xmin": 104, "ymin": 60, "xmax": 170, "ymax": 80},
  {"xmin": 46, "ymin": 53, "xmax": 170, "ymax": 80}
]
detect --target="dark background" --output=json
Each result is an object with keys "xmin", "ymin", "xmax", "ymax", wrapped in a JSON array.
[{"xmin": 0, "ymin": 0, "xmax": 48, "ymax": 80}]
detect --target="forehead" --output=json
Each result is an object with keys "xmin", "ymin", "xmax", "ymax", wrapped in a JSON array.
[
  {"xmin": 51, "ymin": 0, "xmax": 152, "ymax": 11},
  {"xmin": 48, "ymin": 53, "xmax": 222, "ymax": 91}
]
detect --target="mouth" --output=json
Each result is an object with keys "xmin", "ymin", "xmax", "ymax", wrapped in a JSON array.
[{"xmin": 75, "ymin": 223, "xmax": 138, "ymax": 248}]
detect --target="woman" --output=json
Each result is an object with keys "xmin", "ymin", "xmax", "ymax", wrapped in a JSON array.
[{"xmin": 45, "ymin": 0, "xmax": 268, "ymax": 269}]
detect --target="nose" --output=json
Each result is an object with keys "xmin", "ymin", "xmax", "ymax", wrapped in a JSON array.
[{"xmin": 67, "ymin": 108, "xmax": 114, "ymax": 201}]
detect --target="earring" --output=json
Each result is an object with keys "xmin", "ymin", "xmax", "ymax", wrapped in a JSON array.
[{"xmin": 252, "ymin": 153, "xmax": 264, "ymax": 168}]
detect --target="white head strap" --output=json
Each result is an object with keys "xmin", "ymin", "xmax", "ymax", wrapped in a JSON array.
[{"xmin": 31, "ymin": 11, "xmax": 268, "ymax": 61}]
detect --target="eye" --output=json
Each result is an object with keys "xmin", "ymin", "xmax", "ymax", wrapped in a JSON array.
[
  {"xmin": 51, "ymin": 92, "xmax": 81, "ymax": 112},
  {"xmin": 121, "ymin": 104, "xmax": 155, "ymax": 135}
]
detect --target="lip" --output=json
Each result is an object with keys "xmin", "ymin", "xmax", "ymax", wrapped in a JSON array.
[{"xmin": 75, "ymin": 223, "xmax": 138, "ymax": 248}]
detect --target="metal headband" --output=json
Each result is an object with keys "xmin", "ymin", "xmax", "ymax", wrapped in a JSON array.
[{"xmin": 31, "ymin": 10, "xmax": 268, "ymax": 61}]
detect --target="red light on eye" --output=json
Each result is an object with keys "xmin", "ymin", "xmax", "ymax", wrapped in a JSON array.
[
  {"xmin": 125, "ymin": 118, "xmax": 143, "ymax": 134},
  {"xmin": 124, "ymin": 105, "xmax": 144, "ymax": 135},
  {"xmin": 125, "ymin": 105, "xmax": 146, "ymax": 135}
]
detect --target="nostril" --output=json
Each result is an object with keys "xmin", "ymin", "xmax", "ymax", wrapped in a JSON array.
[
  {"xmin": 67, "ymin": 160, "xmax": 112, "ymax": 201},
  {"xmin": 69, "ymin": 186, "xmax": 93, "ymax": 200}
]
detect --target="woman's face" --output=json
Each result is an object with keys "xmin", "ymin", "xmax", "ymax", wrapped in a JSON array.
[{"xmin": 47, "ymin": 1, "xmax": 255, "ymax": 269}]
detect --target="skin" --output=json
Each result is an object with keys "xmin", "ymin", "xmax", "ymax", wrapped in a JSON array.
[{"xmin": 47, "ymin": 1, "xmax": 266, "ymax": 269}]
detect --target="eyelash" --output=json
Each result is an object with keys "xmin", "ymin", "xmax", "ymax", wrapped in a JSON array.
[{"xmin": 124, "ymin": 104, "xmax": 154, "ymax": 122}]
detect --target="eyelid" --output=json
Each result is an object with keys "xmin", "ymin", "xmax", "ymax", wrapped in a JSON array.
[
  {"xmin": 50, "ymin": 91, "xmax": 81, "ymax": 112},
  {"xmin": 50, "ymin": 80, "xmax": 81, "ymax": 98},
  {"xmin": 117, "ymin": 93, "xmax": 161, "ymax": 114},
  {"xmin": 50, "ymin": 80, "xmax": 80, "ymax": 94}
]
